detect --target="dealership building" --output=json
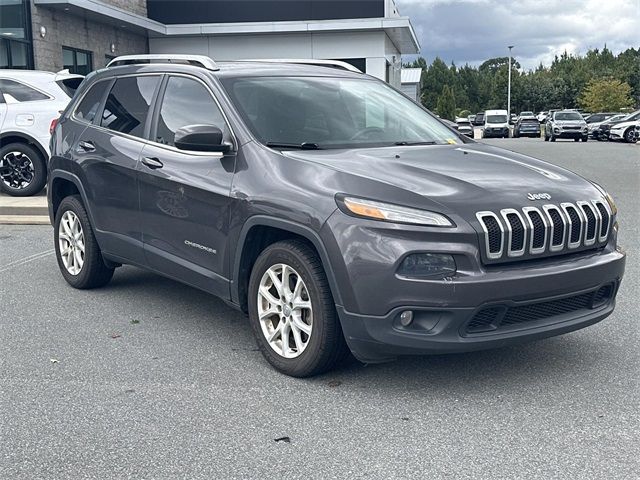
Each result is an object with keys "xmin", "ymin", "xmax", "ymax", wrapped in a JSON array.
[{"xmin": 0, "ymin": 0, "xmax": 419, "ymax": 87}]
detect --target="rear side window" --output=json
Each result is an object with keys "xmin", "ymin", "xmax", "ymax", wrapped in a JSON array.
[
  {"xmin": 101, "ymin": 76, "xmax": 160, "ymax": 138},
  {"xmin": 155, "ymin": 76, "xmax": 228, "ymax": 147},
  {"xmin": 56, "ymin": 78, "xmax": 83, "ymax": 98},
  {"xmin": 74, "ymin": 82, "xmax": 106, "ymax": 123},
  {"xmin": 0, "ymin": 79, "xmax": 50, "ymax": 102}
]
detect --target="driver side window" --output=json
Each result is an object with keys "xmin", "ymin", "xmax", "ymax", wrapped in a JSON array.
[{"xmin": 155, "ymin": 76, "xmax": 228, "ymax": 148}]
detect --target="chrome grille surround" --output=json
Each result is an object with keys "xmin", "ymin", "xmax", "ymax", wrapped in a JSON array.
[
  {"xmin": 577, "ymin": 201, "xmax": 598, "ymax": 246},
  {"xmin": 522, "ymin": 206, "xmax": 548, "ymax": 255},
  {"xmin": 476, "ymin": 199, "xmax": 612, "ymax": 262},
  {"xmin": 592, "ymin": 199, "xmax": 612, "ymax": 243},
  {"xmin": 560, "ymin": 202, "xmax": 584, "ymax": 249},
  {"xmin": 542, "ymin": 204, "xmax": 566, "ymax": 252},
  {"xmin": 500, "ymin": 208, "xmax": 527, "ymax": 257},
  {"xmin": 475, "ymin": 211, "xmax": 504, "ymax": 259}
]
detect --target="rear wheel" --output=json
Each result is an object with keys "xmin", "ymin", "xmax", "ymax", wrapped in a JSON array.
[
  {"xmin": 0, "ymin": 143, "xmax": 47, "ymax": 197},
  {"xmin": 54, "ymin": 195, "xmax": 114, "ymax": 289},
  {"xmin": 248, "ymin": 240, "xmax": 349, "ymax": 377}
]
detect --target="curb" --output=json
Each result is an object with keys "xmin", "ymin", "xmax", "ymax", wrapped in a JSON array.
[{"xmin": 0, "ymin": 215, "xmax": 50, "ymax": 225}]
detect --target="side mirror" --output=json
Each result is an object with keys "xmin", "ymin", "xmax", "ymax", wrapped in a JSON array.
[{"xmin": 174, "ymin": 124, "xmax": 231, "ymax": 153}]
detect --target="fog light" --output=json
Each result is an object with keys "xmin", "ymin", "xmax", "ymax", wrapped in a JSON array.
[
  {"xmin": 399, "ymin": 311, "xmax": 414, "ymax": 326},
  {"xmin": 398, "ymin": 253, "xmax": 456, "ymax": 278}
]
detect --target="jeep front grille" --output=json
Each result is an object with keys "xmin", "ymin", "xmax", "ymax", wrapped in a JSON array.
[{"xmin": 476, "ymin": 200, "xmax": 612, "ymax": 262}]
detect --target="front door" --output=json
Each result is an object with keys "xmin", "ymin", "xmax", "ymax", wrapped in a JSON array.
[{"xmin": 138, "ymin": 75, "xmax": 236, "ymax": 297}]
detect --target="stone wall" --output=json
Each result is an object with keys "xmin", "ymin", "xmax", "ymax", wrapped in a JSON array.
[
  {"xmin": 30, "ymin": 1, "xmax": 148, "ymax": 73},
  {"xmin": 102, "ymin": 0, "xmax": 147, "ymax": 17}
]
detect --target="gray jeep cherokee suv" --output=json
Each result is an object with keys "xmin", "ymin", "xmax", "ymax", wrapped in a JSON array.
[{"xmin": 48, "ymin": 55, "xmax": 626, "ymax": 377}]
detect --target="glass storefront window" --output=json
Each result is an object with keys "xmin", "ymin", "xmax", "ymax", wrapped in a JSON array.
[
  {"xmin": 62, "ymin": 46, "xmax": 93, "ymax": 75},
  {"xmin": 0, "ymin": 0, "xmax": 27, "ymax": 39},
  {"xmin": 0, "ymin": 0, "xmax": 32, "ymax": 69}
]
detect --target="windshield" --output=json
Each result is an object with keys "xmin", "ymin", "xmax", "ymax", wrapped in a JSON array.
[
  {"xmin": 486, "ymin": 115, "xmax": 507, "ymax": 123},
  {"xmin": 220, "ymin": 76, "xmax": 461, "ymax": 149},
  {"xmin": 520, "ymin": 111, "xmax": 534, "ymax": 116},
  {"xmin": 554, "ymin": 112, "xmax": 583, "ymax": 121}
]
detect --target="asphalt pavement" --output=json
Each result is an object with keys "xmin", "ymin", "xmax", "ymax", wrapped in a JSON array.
[{"xmin": 1, "ymin": 138, "xmax": 638, "ymax": 479}]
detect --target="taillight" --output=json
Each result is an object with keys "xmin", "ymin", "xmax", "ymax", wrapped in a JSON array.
[{"xmin": 49, "ymin": 118, "xmax": 59, "ymax": 135}]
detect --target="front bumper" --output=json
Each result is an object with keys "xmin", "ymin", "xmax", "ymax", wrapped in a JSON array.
[
  {"xmin": 553, "ymin": 129, "xmax": 587, "ymax": 139},
  {"xmin": 483, "ymin": 127, "xmax": 509, "ymax": 137},
  {"xmin": 323, "ymin": 212, "xmax": 626, "ymax": 363}
]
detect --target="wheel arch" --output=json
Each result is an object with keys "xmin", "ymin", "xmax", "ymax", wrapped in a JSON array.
[
  {"xmin": 48, "ymin": 171, "xmax": 94, "ymax": 226},
  {"xmin": 231, "ymin": 216, "xmax": 343, "ymax": 313},
  {"xmin": 0, "ymin": 131, "xmax": 48, "ymax": 161}
]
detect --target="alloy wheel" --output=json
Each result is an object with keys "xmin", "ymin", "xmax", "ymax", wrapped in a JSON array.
[
  {"xmin": 58, "ymin": 210, "xmax": 85, "ymax": 276},
  {"xmin": 257, "ymin": 263, "xmax": 313, "ymax": 358},
  {"xmin": 0, "ymin": 151, "xmax": 34, "ymax": 190}
]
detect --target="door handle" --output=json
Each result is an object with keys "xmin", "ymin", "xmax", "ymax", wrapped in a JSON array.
[
  {"xmin": 142, "ymin": 157, "xmax": 163, "ymax": 169},
  {"xmin": 77, "ymin": 140, "xmax": 96, "ymax": 152}
]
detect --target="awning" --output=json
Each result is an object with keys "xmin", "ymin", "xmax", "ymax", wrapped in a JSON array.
[{"xmin": 33, "ymin": 0, "xmax": 420, "ymax": 54}]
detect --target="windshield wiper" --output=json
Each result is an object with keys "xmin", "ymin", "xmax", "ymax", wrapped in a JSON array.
[
  {"xmin": 265, "ymin": 142, "xmax": 322, "ymax": 150},
  {"xmin": 393, "ymin": 141, "xmax": 438, "ymax": 146}
]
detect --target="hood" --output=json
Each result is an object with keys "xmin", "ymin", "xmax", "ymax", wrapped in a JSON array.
[
  {"xmin": 283, "ymin": 143, "xmax": 599, "ymax": 212},
  {"xmin": 610, "ymin": 120, "xmax": 638, "ymax": 129}
]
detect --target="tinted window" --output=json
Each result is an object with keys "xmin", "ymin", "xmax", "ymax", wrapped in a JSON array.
[
  {"xmin": 0, "ymin": 79, "xmax": 49, "ymax": 102},
  {"xmin": 101, "ymin": 76, "xmax": 160, "ymax": 138},
  {"xmin": 56, "ymin": 77, "xmax": 83, "ymax": 98},
  {"xmin": 74, "ymin": 82, "xmax": 106, "ymax": 123},
  {"xmin": 155, "ymin": 76, "xmax": 228, "ymax": 147}
]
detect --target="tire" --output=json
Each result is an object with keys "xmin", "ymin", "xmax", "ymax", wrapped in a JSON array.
[
  {"xmin": 0, "ymin": 142, "xmax": 47, "ymax": 197},
  {"xmin": 574, "ymin": 138, "xmax": 580, "ymax": 142},
  {"xmin": 623, "ymin": 128, "xmax": 635, "ymax": 143},
  {"xmin": 248, "ymin": 240, "xmax": 349, "ymax": 377},
  {"xmin": 54, "ymin": 195, "xmax": 114, "ymax": 289},
  {"xmin": 582, "ymin": 136, "xmax": 588, "ymax": 142}
]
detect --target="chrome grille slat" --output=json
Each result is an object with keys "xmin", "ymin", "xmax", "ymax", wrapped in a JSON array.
[{"xmin": 476, "ymin": 199, "xmax": 612, "ymax": 262}]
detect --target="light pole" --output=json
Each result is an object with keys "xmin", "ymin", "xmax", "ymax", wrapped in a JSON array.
[{"xmin": 507, "ymin": 45, "xmax": 514, "ymax": 118}]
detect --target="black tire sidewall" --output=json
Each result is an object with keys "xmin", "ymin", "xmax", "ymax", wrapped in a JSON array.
[
  {"xmin": 54, "ymin": 195, "xmax": 113, "ymax": 289},
  {"xmin": 248, "ymin": 243, "xmax": 336, "ymax": 376},
  {"xmin": 0, "ymin": 143, "xmax": 47, "ymax": 196}
]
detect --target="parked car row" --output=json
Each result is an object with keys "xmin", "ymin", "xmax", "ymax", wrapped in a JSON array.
[{"xmin": 0, "ymin": 69, "xmax": 83, "ymax": 196}]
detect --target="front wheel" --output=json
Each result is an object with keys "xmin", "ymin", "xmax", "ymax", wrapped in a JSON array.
[
  {"xmin": 623, "ymin": 128, "xmax": 635, "ymax": 143},
  {"xmin": 248, "ymin": 240, "xmax": 349, "ymax": 377},
  {"xmin": 0, "ymin": 143, "xmax": 47, "ymax": 196},
  {"xmin": 54, "ymin": 195, "xmax": 114, "ymax": 289}
]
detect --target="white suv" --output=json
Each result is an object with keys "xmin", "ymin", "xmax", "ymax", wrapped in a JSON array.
[{"xmin": 0, "ymin": 70, "xmax": 83, "ymax": 196}]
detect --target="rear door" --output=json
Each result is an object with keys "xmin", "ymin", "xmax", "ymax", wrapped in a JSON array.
[
  {"xmin": 74, "ymin": 74, "xmax": 162, "ymax": 263},
  {"xmin": 138, "ymin": 74, "xmax": 236, "ymax": 297}
]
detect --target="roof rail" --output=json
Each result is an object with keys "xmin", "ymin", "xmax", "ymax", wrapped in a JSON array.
[
  {"xmin": 243, "ymin": 59, "xmax": 362, "ymax": 73},
  {"xmin": 106, "ymin": 54, "xmax": 219, "ymax": 71}
]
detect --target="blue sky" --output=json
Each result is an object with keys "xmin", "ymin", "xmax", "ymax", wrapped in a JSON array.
[{"xmin": 396, "ymin": 0, "xmax": 640, "ymax": 70}]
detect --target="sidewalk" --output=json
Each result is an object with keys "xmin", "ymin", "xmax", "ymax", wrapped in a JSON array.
[{"xmin": 0, "ymin": 190, "xmax": 49, "ymax": 225}]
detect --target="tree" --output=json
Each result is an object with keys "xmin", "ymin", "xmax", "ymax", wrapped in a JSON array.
[
  {"xmin": 579, "ymin": 78, "xmax": 634, "ymax": 112},
  {"xmin": 436, "ymin": 85, "xmax": 456, "ymax": 120}
]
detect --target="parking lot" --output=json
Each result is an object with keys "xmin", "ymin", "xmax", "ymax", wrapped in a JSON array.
[{"xmin": 1, "ymin": 138, "xmax": 638, "ymax": 479}]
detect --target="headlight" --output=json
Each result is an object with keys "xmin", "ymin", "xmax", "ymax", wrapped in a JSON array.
[
  {"xmin": 338, "ymin": 196, "xmax": 454, "ymax": 226},
  {"xmin": 592, "ymin": 182, "xmax": 618, "ymax": 216}
]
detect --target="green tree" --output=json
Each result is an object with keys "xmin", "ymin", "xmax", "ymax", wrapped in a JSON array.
[
  {"xmin": 436, "ymin": 85, "xmax": 456, "ymax": 120},
  {"xmin": 579, "ymin": 78, "xmax": 634, "ymax": 111}
]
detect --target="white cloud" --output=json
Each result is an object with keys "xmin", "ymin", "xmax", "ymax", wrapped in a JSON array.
[{"xmin": 397, "ymin": 0, "xmax": 640, "ymax": 69}]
